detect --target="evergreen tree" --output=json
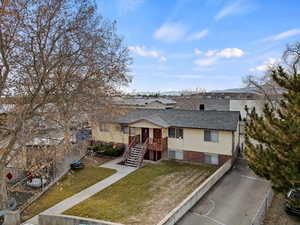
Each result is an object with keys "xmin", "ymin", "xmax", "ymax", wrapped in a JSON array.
[{"xmin": 245, "ymin": 46, "xmax": 300, "ymax": 207}]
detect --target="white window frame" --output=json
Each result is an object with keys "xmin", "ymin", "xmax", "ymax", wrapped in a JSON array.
[
  {"xmin": 130, "ymin": 127, "xmax": 136, "ymax": 135},
  {"xmin": 99, "ymin": 123, "xmax": 109, "ymax": 132},
  {"xmin": 122, "ymin": 126, "xmax": 129, "ymax": 134},
  {"xmin": 168, "ymin": 127, "xmax": 183, "ymax": 139},
  {"xmin": 204, "ymin": 130, "xmax": 219, "ymax": 143}
]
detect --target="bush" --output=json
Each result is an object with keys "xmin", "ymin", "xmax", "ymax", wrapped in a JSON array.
[{"xmin": 90, "ymin": 142, "xmax": 125, "ymax": 157}]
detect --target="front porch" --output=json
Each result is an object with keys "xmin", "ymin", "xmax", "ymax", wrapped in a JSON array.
[{"xmin": 127, "ymin": 125, "xmax": 168, "ymax": 162}]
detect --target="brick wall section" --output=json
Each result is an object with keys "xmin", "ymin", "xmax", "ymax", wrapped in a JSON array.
[
  {"xmin": 219, "ymin": 155, "xmax": 232, "ymax": 166},
  {"xmin": 180, "ymin": 150, "xmax": 232, "ymax": 166},
  {"xmin": 183, "ymin": 151, "xmax": 205, "ymax": 162}
]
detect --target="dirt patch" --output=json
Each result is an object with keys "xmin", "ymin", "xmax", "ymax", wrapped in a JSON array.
[
  {"xmin": 81, "ymin": 155, "xmax": 114, "ymax": 167},
  {"xmin": 263, "ymin": 194, "xmax": 300, "ymax": 225},
  {"xmin": 9, "ymin": 191, "xmax": 34, "ymax": 209},
  {"xmin": 124, "ymin": 167, "xmax": 213, "ymax": 225}
]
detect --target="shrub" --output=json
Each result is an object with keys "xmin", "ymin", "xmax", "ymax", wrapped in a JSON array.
[{"xmin": 90, "ymin": 142, "xmax": 125, "ymax": 157}]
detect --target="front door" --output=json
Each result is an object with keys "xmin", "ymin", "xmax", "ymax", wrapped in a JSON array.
[
  {"xmin": 141, "ymin": 128, "xmax": 149, "ymax": 143},
  {"xmin": 153, "ymin": 128, "xmax": 162, "ymax": 143}
]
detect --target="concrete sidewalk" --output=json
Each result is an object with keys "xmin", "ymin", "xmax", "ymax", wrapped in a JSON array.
[{"xmin": 23, "ymin": 158, "xmax": 137, "ymax": 225}]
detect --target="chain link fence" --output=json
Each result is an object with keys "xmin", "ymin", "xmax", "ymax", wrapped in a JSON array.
[{"xmin": 5, "ymin": 140, "xmax": 89, "ymax": 213}]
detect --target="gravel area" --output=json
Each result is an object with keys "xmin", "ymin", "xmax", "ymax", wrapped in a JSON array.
[{"xmin": 263, "ymin": 194, "xmax": 300, "ymax": 225}]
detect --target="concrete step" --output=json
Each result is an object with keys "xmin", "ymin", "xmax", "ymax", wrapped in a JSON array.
[{"xmin": 125, "ymin": 162, "xmax": 139, "ymax": 167}]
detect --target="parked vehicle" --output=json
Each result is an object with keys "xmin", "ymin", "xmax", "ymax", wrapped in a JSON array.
[
  {"xmin": 70, "ymin": 161, "xmax": 85, "ymax": 170},
  {"xmin": 26, "ymin": 178, "xmax": 47, "ymax": 188},
  {"xmin": 286, "ymin": 189, "xmax": 300, "ymax": 216}
]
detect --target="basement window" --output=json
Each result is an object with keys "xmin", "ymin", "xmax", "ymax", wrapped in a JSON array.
[{"xmin": 205, "ymin": 153, "xmax": 219, "ymax": 165}]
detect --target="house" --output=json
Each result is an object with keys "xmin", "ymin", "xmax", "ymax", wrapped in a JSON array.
[
  {"xmin": 173, "ymin": 91, "xmax": 265, "ymax": 119},
  {"xmin": 92, "ymin": 109, "xmax": 241, "ymax": 167},
  {"xmin": 112, "ymin": 96, "xmax": 176, "ymax": 109}
]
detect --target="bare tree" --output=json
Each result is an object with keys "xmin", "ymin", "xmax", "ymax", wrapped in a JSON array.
[
  {"xmin": 243, "ymin": 42, "xmax": 300, "ymax": 110},
  {"xmin": 0, "ymin": 0, "xmax": 130, "ymax": 209}
]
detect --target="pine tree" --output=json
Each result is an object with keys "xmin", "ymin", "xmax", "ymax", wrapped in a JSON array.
[{"xmin": 245, "ymin": 64, "xmax": 300, "ymax": 207}]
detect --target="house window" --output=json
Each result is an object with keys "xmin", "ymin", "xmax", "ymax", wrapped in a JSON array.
[
  {"xmin": 169, "ymin": 150, "xmax": 175, "ymax": 159},
  {"xmin": 130, "ymin": 127, "xmax": 136, "ymax": 135},
  {"xmin": 175, "ymin": 151, "xmax": 183, "ymax": 160},
  {"xmin": 199, "ymin": 104, "xmax": 205, "ymax": 110},
  {"xmin": 99, "ymin": 123, "xmax": 108, "ymax": 132},
  {"xmin": 168, "ymin": 151, "xmax": 183, "ymax": 160},
  {"xmin": 168, "ymin": 128, "xmax": 183, "ymax": 139},
  {"xmin": 121, "ymin": 126, "xmax": 129, "ymax": 134},
  {"xmin": 204, "ymin": 130, "xmax": 219, "ymax": 143},
  {"xmin": 205, "ymin": 153, "xmax": 219, "ymax": 165}
]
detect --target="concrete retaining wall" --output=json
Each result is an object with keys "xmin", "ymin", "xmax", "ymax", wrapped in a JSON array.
[
  {"xmin": 251, "ymin": 188, "xmax": 274, "ymax": 225},
  {"xmin": 39, "ymin": 214, "xmax": 123, "ymax": 225},
  {"xmin": 156, "ymin": 159, "xmax": 232, "ymax": 225}
]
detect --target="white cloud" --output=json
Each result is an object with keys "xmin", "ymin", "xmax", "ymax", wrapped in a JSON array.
[
  {"xmin": 251, "ymin": 58, "xmax": 278, "ymax": 72},
  {"xmin": 187, "ymin": 29, "xmax": 209, "ymax": 41},
  {"xmin": 174, "ymin": 74, "xmax": 205, "ymax": 79},
  {"xmin": 128, "ymin": 46, "xmax": 167, "ymax": 62},
  {"xmin": 118, "ymin": 0, "xmax": 144, "ymax": 13},
  {"xmin": 217, "ymin": 48, "xmax": 244, "ymax": 58},
  {"xmin": 194, "ymin": 47, "xmax": 245, "ymax": 70},
  {"xmin": 159, "ymin": 56, "xmax": 167, "ymax": 62},
  {"xmin": 154, "ymin": 22, "xmax": 209, "ymax": 43},
  {"xmin": 128, "ymin": 46, "xmax": 159, "ymax": 57},
  {"xmin": 203, "ymin": 48, "xmax": 244, "ymax": 58},
  {"xmin": 154, "ymin": 22, "xmax": 187, "ymax": 43},
  {"xmin": 205, "ymin": 49, "xmax": 218, "ymax": 57},
  {"xmin": 194, "ymin": 48, "xmax": 202, "ymax": 56},
  {"xmin": 194, "ymin": 57, "xmax": 218, "ymax": 67},
  {"xmin": 262, "ymin": 29, "xmax": 300, "ymax": 42},
  {"xmin": 215, "ymin": 0, "xmax": 249, "ymax": 21}
]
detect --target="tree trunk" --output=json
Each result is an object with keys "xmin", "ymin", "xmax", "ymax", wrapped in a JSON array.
[
  {"xmin": 0, "ymin": 160, "xmax": 8, "ymax": 210},
  {"xmin": 63, "ymin": 120, "xmax": 72, "ymax": 153}
]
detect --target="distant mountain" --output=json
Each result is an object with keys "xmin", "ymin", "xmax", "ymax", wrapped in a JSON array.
[
  {"xmin": 210, "ymin": 87, "xmax": 258, "ymax": 93},
  {"xmin": 135, "ymin": 87, "xmax": 256, "ymax": 96}
]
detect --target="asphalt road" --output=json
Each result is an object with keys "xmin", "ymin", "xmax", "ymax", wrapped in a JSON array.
[{"xmin": 177, "ymin": 159, "xmax": 270, "ymax": 225}]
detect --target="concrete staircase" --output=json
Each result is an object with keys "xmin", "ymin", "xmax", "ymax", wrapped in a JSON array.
[{"xmin": 124, "ymin": 144, "xmax": 144, "ymax": 167}]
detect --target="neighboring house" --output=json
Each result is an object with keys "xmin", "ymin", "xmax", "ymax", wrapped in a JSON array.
[
  {"xmin": 112, "ymin": 96, "xmax": 176, "ymax": 109},
  {"xmin": 92, "ymin": 109, "xmax": 241, "ymax": 167},
  {"xmin": 173, "ymin": 92, "xmax": 265, "ymax": 119}
]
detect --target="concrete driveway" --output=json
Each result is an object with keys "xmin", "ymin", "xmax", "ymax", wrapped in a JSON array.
[{"xmin": 177, "ymin": 159, "xmax": 270, "ymax": 225}]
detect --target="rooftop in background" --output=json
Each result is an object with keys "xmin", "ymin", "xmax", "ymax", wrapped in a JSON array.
[
  {"xmin": 113, "ymin": 108, "xmax": 240, "ymax": 131},
  {"xmin": 112, "ymin": 96, "xmax": 176, "ymax": 108},
  {"xmin": 132, "ymin": 87, "xmax": 262, "ymax": 99}
]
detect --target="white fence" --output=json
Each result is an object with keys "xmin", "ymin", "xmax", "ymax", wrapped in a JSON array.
[{"xmin": 251, "ymin": 188, "xmax": 274, "ymax": 225}]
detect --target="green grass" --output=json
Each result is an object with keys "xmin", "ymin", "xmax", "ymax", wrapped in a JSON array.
[
  {"xmin": 64, "ymin": 161, "xmax": 216, "ymax": 224},
  {"xmin": 22, "ymin": 166, "xmax": 116, "ymax": 221}
]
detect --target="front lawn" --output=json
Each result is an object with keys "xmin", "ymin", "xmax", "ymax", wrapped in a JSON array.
[
  {"xmin": 64, "ymin": 161, "xmax": 216, "ymax": 225},
  {"xmin": 22, "ymin": 163, "xmax": 116, "ymax": 221}
]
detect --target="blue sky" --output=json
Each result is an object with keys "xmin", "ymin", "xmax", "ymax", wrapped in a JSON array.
[{"xmin": 97, "ymin": 0, "xmax": 300, "ymax": 92}]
